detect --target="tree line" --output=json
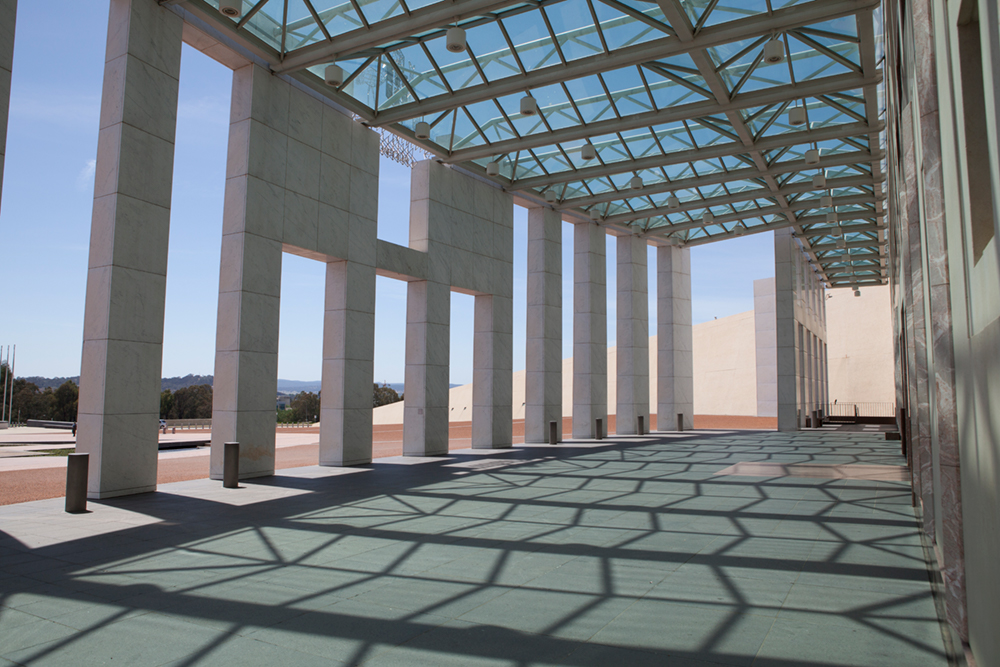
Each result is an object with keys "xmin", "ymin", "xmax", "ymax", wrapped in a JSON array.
[
  {"xmin": 1, "ymin": 364, "xmax": 78, "ymax": 422},
  {"xmin": 1, "ymin": 364, "xmax": 403, "ymax": 425}
]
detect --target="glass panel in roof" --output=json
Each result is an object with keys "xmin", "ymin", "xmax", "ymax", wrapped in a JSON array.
[
  {"xmin": 601, "ymin": 67, "xmax": 654, "ymax": 117},
  {"xmin": 452, "ymin": 111, "xmax": 485, "ymax": 150},
  {"xmin": 641, "ymin": 67, "xmax": 705, "ymax": 110},
  {"xmin": 425, "ymin": 38, "xmax": 484, "ymax": 91},
  {"xmin": 334, "ymin": 57, "xmax": 379, "ymax": 110},
  {"xmin": 747, "ymin": 49, "xmax": 792, "ymax": 88},
  {"xmin": 314, "ymin": 1, "xmax": 365, "ymax": 40},
  {"xmin": 702, "ymin": 0, "xmax": 769, "ymax": 27},
  {"xmin": 464, "ymin": 100, "xmax": 514, "ymax": 143},
  {"xmin": 544, "ymin": 2, "xmax": 603, "ymax": 62},
  {"xmin": 531, "ymin": 84, "xmax": 577, "ymax": 133},
  {"xmin": 356, "ymin": 0, "xmax": 405, "ymax": 24},
  {"xmin": 494, "ymin": 93, "xmax": 550, "ymax": 137},
  {"xmin": 391, "ymin": 47, "xmax": 447, "ymax": 101},
  {"xmin": 501, "ymin": 11, "xmax": 561, "ymax": 71},
  {"xmin": 377, "ymin": 54, "xmax": 415, "ymax": 110},
  {"xmin": 466, "ymin": 22, "xmax": 520, "ymax": 82},
  {"xmin": 563, "ymin": 76, "xmax": 614, "ymax": 123},
  {"xmin": 513, "ymin": 152, "xmax": 544, "ymax": 179},
  {"xmin": 592, "ymin": 1, "xmax": 662, "ymax": 49}
]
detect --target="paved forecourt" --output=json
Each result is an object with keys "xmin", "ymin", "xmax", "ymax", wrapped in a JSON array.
[{"xmin": 0, "ymin": 430, "xmax": 949, "ymax": 666}]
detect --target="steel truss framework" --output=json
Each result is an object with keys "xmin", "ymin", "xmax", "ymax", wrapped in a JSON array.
[{"xmin": 170, "ymin": 0, "xmax": 888, "ymax": 288}]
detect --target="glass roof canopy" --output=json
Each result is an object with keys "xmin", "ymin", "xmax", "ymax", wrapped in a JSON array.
[{"xmin": 184, "ymin": 0, "xmax": 887, "ymax": 288}]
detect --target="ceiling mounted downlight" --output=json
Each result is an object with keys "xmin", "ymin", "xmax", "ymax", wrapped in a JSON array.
[
  {"xmin": 820, "ymin": 194, "xmax": 833, "ymax": 208},
  {"xmin": 764, "ymin": 37, "xmax": 785, "ymax": 64},
  {"xmin": 446, "ymin": 26, "xmax": 467, "ymax": 53},
  {"xmin": 219, "ymin": 0, "xmax": 241, "ymax": 17},
  {"xmin": 812, "ymin": 172, "xmax": 826, "ymax": 189},
  {"xmin": 805, "ymin": 148, "xmax": 821, "ymax": 165},
  {"xmin": 788, "ymin": 106, "xmax": 806, "ymax": 126},
  {"xmin": 486, "ymin": 161, "xmax": 500, "ymax": 176},
  {"xmin": 581, "ymin": 142, "xmax": 597, "ymax": 161},
  {"xmin": 667, "ymin": 194, "xmax": 680, "ymax": 209},
  {"xmin": 702, "ymin": 210, "xmax": 714, "ymax": 223},
  {"xmin": 414, "ymin": 121, "xmax": 430, "ymax": 140},
  {"xmin": 545, "ymin": 190, "xmax": 557, "ymax": 203},
  {"xmin": 324, "ymin": 64, "xmax": 344, "ymax": 87},
  {"xmin": 589, "ymin": 208, "xmax": 601, "ymax": 221},
  {"xmin": 520, "ymin": 95, "xmax": 538, "ymax": 116},
  {"xmin": 629, "ymin": 176, "xmax": 643, "ymax": 190}
]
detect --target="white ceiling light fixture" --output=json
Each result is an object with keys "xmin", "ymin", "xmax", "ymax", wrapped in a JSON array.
[
  {"xmin": 836, "ymin": 237, "xmax": 847, "ymax": 248},
  {"xmin": 219, "ymin": 0, "xmax": 242, "ymax": 17},
  {"xmin": 812, "ymin": 172, "xmax": 826, "ymax": 189},
  {"xmin": 854, "ymin": 288, "xmax": 862, "ymax": 297},
  {"xmin": 788, "ymin": 105, "xmax": 806, "ymax": 126},
  {"xmin": 734, "ymin": 225, "xmax": 744, "ymax": 236},
  {"xmin": 764, "ymin": 36, "xmax": 785, "ymax": 64},
  {"xmin": 446, "ymin": 26, "xmax": 467, "ymax": 53},
  {"xmin": 324, "ymin": 64, "xmax": 344, "ymax": 87},
  {"xmin": 702, "ymin": 210, "xmax": 714, "ymax": 223},
  {"xmin": 414, "ymin": 121, "xmax": 431, "ymax": 140},
  {"xmin": 581, "ymin": 142, "xmax": 597, "ymax": 161},
  {"xmin": 841, "ymin": 251, "xmax": 851, "ymax": 262},
  {"xmin": 520, "ymin": 95, "xmax": 538, "ymax": 116},
  {"xmin": 830, "ymin": 226, "xmax": 843, "ymax": 236},
  {"xmin": 545, "ymin": 190, "xmax": 558, "ymax": 203},
  {"xmin": 821, "ymin": 194, "xmax": 833, "ymax": 208},
  {"xmin": 630, "ymin": 175, "xmax": 643, "ymax": 190},
  {"xmin": 589, "ymin": 208, "xmax": 601, "ymax": 221},
  {"xmin": 826, "ymin": 210, "xmax": 838, "ymax": 223},
  {"xmin": 667, "ymin": 193, "xmax": 680, "ymax": 209},
  {"xmin": 486, "ymin": 161, "xmax": 500, "ymax": 176},
  {"xmin": 805, "ymin": 148, "xmax": 821, "ymax": 165}
]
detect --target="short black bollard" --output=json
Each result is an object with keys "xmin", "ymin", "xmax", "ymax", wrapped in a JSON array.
[
  {"xmin": 637, "ymin": 415, "xmax": 645, "ymax": 435},
  {"xmin": 223, "ymin": 442, "xmax": 240, "ymax": 488},
  {"xmin": 65, "ymin": 453, "xmax": 89, "ymax": 513},
  {"xmin": 677, "ymin": 413, "xmax": 684, "ymax": 432},
  {"xmin": 595, "ymin": 418, "xmax": 603, "ymax": 440},
  {"xmin": 548, "ymin": 420, "xmax": 558, "ymax": 445}
]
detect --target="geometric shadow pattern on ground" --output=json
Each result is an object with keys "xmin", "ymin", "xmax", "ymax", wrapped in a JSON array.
[{"xmin": 0, "ymin": 432, "xmax": 948, "ymax": 666}]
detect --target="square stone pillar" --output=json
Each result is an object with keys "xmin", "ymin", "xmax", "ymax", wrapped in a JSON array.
[
  {"xmin": 473, "ymin": 294, "xmax": 513, "ymax": 448},
  {"xmin": 0, "ymin": 0, "xmax": 15, "ymax": 212},
  {"xmin": 617, "ymin": 235, "xmax": 650, "ymax": 435},
  {"xmin": 77, "ymin": 0, "xmax": 182, "ymax": 498},
  {"xmin": 525, "ymin": 207, "xmax": 562, "ymax": 443},
  {"xmin": 320, "ymin": 259, "xmax": 376, "ymax": 466},
  {"xmin": 656, "ymin": 245, "xmax": 693, "ymax": 431},
  {"xmin": 753, "ymin": 278, "xmax": 777, "ymax": 418},
  {"xmin": 775, "ymin": 228, "xmax": 800, "ymax": 431},
  {"xmin": 403, "ymin": 280, "xmax": 450, "ymax": 456},
  {"xmin": 572, "ymin": 223, "xmax": 607, "ymax": 439},
  {"xmin": 210, "ymin": 65, "xmax": 286, "ymax": 480}
]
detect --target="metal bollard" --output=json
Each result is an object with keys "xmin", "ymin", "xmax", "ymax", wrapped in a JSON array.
[
  {"xmin": 637, "ymin": 415, "xmax": 644, "ymax": 435},
  {"xmin": 677, "ymin": 413, "xmax": 684, "ymax": 432},
  {"xmin": 595, "ymin": 418, "xmax": 603, "ymax": 440},
  {"xmin": 65, "ymin": 453, "xmax": 89, "ymax": 513},
  {"xmin": 223, "ymin": 442, "xmax": 240, "ymax": 488},
  {"xmin": 549, "ymin": 420, "xmax": 558, "ymax": 445}
]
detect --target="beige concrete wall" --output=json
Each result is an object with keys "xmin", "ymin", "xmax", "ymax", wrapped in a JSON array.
[
  {"xmin": 826, "ymin": 284, "xmax": 896, "ymax": 404},
  {"xmin": 374, "ymin": 309, "xmax": 760, "ymax": 424},
  {"xmin": 692, "ymin": 311, "xmax": 758, "ymax": 416}
]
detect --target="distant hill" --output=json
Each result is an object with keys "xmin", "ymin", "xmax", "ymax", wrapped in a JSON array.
[
  {"xmin": 23, "ymin": 376, "xmax": 80, "ymax": 390},
  {"xmin": 19, "ymin": 376, "xmax": 454, "ymax": 394},
  {"xmin": 161, "ymin": 374, "xmax": 213, "ymax": 391}
]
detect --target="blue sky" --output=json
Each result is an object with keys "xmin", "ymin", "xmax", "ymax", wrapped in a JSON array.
[{"xmin": 0, "ymin": 3, "xmax": 774, "ymax": 385}]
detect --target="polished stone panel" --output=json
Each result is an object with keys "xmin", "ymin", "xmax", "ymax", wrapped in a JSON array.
[
  {"xmin": 656, "ymin": 245, "xmax": 692, "ymax": 431},
  {"xmin": 524, "ymin": 207, "xmax": 562, "ymax": 443},
  {"xmin": 616, "ymin": 235, "xmax": 649, "ymax": 435},
  {"xmin": 78, "ymin": 0, "xmax": 182, "ymax": 498},
  {"xmin": 572, "ymin": 223, "xmax": 607, "ymax": 438}
]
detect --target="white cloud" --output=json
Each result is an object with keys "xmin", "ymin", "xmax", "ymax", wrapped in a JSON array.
[{"xmin": 76, "ymin": 159, "xmax": 96, "ymax": 192}]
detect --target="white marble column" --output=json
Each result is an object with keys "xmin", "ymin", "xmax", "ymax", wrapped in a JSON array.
[
  {"xmin": 656, "ymin": 245, "xmax": 693, "ymax": 431},
  {"xmin": 0, "ymin": 0, "xmax": 15, "ymax": 213},
  {"xmin": 320, "ymin": 259, "xmax": 376, "ymax": 466},
  {"xmin": 473, "ymin": 294, "xmax": 513, "ymax": 448},
  {"xmin": 572, "ymin": 222, "xmax": 607, "ymax": 438},
  {"xmin": 210, "ymin": 64, "xmax": 285, "ymax": 480},
  {"xmin": 77, "ymin": 0, "xmax": 182, "ymax": 498},
  {"xmin": 617, "ymin": 235, "xmax": 650, "ymax": 434},
  {"xmin": 403, "ymin": 280, "xmax": 450, "ymax": 455},
  {"xmin": 775, "ymin": 228, "xmax": 799, "ymax": 431},
  {"xmin": 525, "ymin": 207, "xmax": 562, "ymax": 443}
]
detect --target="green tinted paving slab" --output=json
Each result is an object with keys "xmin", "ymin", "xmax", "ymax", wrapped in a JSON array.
[{"xmin": 0, "ymin": 432, "xmax": 950, "ymax": 666}]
